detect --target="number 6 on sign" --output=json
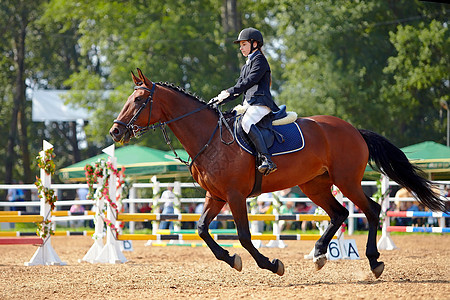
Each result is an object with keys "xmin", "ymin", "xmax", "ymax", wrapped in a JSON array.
[
  {"xmin": 328, "ymin": 239, "xmax": 360, "ymax": 260},
  {"xmin": 328, "ymin": 241, "xmax": 343, "ymax": 260}
]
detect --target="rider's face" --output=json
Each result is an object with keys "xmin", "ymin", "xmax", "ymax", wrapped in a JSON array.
[{"xmin": 239, "ymin": 40, "xmax": 254, "ymax": 57}]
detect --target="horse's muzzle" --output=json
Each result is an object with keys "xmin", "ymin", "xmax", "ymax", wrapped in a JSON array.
[{"xmin": 109, "ymin": 125, "xmax": 130, "ymax": 143}]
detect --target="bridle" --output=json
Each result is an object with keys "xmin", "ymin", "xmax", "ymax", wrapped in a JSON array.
[
  {"xmin": 113, "ymin": 83, "xmax": 156, "ymax": 138},
  {"xmin": 113, "ymin": 81, "xmax": 235, "ymax": 168}
]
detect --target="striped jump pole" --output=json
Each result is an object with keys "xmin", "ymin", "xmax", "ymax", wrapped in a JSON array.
[
  {"xmin": 150, "ymin": 242, "xmax": 242, "ymax": 248},
  {"xmin": 0, "ymin": 231, "xmax": 94, "ymax": 237},
  {"xmin": 117, "ymin": 233, "xmax": 331, "ymax": 241},
  {"xmin": 0, "ymin": 215, "xmax": 43, "ymax": 223},
  {"xmin": 117, "ymin": 213, "xmax": 330, "ymax": 222},
  {"xmin": 156, "ymin": 229, "xmax": 237, "ymax": 235},
  {"xmin": 386, "ymin": 211, "xmax": 450, "ymax": 218},
  {"xmin": 0, "ymin": 237, "xmax": 43, "ymax": 245},
  {"xmin": 387, "ymin": 226, "xmax": 450, "ymax": 233}
]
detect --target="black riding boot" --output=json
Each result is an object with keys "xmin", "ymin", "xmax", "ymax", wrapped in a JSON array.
[{"xmin": 247, "ymin": 125, "xmax": 277, "ymax": 175}]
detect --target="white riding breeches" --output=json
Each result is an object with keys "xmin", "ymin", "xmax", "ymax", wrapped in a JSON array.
[{"xmin": 241, "ymin": 101, "xmax": 271, "ymax": 134}]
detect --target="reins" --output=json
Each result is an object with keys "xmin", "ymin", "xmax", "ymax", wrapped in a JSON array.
[{"xmin": 114, "ymin": 82, "xmax": 235, "ymax": 172}]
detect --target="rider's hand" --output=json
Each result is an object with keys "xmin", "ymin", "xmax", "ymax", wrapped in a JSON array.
[
  {"xmin": 208, "ymin": 97, "xmax": 218, "ymax": 105},
  {"xmin": 216, "ymin": 90, "xmax": 230, "ymax": 104}
]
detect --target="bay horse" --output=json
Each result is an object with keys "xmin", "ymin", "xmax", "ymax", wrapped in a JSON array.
[{"xmin": 110, "ymin": 69, "xmax": 447, "ymax": 279}]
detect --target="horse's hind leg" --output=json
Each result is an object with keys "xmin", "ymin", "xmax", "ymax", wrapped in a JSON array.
[
  {"xmin": 299, "ymin": 174, "xmax": 349, "ymax": 270},
  {"xmin": 337, "ymin": 184, "xmax": 384, "ymax": 278},
  {"xmin": 197, "ymin": 192, "xmax": 241, "ymax": 271},
  {"xmin": 227, "ymin": 192, "xmax": 284, "ymax": 276}
]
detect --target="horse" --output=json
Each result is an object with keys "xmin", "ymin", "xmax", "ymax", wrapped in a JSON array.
[{"xmin": 110, "ymin": 68, "xmax": 448, "ymax": 279}]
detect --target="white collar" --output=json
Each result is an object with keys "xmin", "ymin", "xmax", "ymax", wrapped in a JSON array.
[{"xmin": 246, "ymin": 50, "xmax": 259, "ymax": 65}]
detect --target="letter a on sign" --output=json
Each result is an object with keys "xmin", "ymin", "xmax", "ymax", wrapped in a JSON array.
[{"xmin": 343, "ymin": 239, "xmax": 359, "ymax": 260}]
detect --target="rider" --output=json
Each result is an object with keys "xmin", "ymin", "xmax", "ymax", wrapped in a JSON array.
[{"xmin": 211, "ymin": 27, "xmax": 279, "ymax": 176}]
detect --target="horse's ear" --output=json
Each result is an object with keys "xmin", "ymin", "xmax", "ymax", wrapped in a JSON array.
[
  {"xmin": 137, "ymin": 68, "xmax": 152, "ymax": 87},
  {"xmin": 131, "ymin": 70, "xmax": 141, "ymax": 85}
]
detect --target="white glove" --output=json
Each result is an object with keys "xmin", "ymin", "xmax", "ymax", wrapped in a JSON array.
[{"xmin": 216, "ymin": 90, "xmax": 230, "ymax": 103}]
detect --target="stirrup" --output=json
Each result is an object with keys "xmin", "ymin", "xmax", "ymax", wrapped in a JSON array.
[{"xmin": 257, "ymin": 157, "xmax": 277, "ymax": 175}]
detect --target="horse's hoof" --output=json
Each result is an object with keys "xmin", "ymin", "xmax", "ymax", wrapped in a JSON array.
[
  {"xmin": 371, "ymin": 261, "xmax": 384, "ymax": 279},
  {"xmin": 313, "ymin": 254, "xmax": 327, "ymax": 271},
  {"xmin": 272, "ymin": 259, "xmax": 285, "ymax": 276},
  {"xmin": 232, "ymin": 254, "xmax": 242, "ymax": 272}
]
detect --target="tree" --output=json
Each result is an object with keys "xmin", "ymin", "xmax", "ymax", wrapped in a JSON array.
[
  {"xmin": 382, "ymin": 18, "xmax": 449, "ymax": 145},
  {"xmin": 268, "ymin": 0, "xmax": 448, "ymax": 146},
  {"xmin": 40, "ymin": 0, "xmax": 241, "ymax": 150},
  {"xmin": 0, "ymin": 0, "xmax": 45, "ymax": 184}
]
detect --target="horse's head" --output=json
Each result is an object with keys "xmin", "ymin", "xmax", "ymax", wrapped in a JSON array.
[{"xmin": 110, "ymin": 68, "xmax": 162, "ymax": 143}]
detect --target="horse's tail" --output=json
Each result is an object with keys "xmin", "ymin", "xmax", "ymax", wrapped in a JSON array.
[{"xmin": 359, "ymin": 129, "xmax": 448, "ymax": 213}]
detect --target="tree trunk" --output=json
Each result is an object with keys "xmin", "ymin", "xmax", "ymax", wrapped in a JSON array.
[
  {"xmin": 69, "ymin": 121, "xmax": 81, "ymax": 163},
  {"xmin": 5, "ymin": 1, "xmax": 31, "ymax": 184},
  {"xmin": 221, "ymin": 0, "xmax": 240, "ymax": 34}
]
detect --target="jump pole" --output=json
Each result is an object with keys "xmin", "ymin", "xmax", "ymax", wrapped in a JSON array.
[
  {"xmin": 145, "ymin": 177, "xmax": 160, "ymax": 247},
  {"xmin": 25, "ymin": 140, "xmax": 66, "ymax": 266},
  {"xmin": 151, "ymin": 176, "xmax": 160, "ymax": 235},
  {"xmin": 377, "ymin": 174, "xmax": 397, "ymax": 250},
  {"xmin": 81, "ymin": 175, "xmax": 106, "ymax": 263},
  {"xmin": 94, "ymin": 144, "xmax": 127, "ymax": 263},
  {"xmin": 266, "ymin": 193, "xmax": 286, "ymax": 248}
]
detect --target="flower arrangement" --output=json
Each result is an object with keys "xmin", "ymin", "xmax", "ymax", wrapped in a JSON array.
[
  {"xmin": 35, "ymin": 177, "xmax": 58, "ymax": 211},
  {"xmin": 34, "ymin": 148, "xmax": 58, "ymax": 239},
  {"xmin": 85, "ymin": 158, "xmax": 127, "ymax": 237},
  {"xmin": 36, "ymin": 148, "xmax": 56, "ymax": 175}
]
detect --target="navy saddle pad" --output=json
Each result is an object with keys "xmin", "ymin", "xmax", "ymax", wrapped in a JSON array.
[{"xmin": 235, "ymin": 121, "xmax": 305, "ymax": 156}]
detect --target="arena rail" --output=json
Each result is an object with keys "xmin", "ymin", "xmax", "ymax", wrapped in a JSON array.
[{"xmin": 3, "ymin": 181, "xmax": 448, "ymax": 237}]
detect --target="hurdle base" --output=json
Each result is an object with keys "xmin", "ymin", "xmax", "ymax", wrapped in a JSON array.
[
  {"xmin": 377, "ymin": 234, "xmax": 397, "ymax": 251},
  {"xmin": 81, "ymin": 238, "xmax": 105, "ymax": 263},
  {"xmin": 95, "ymin": 242, "xmax": 127, "ymax": 264},
  {"xmin": 25, "ymin": 239, "xmax": 67, "ymax": 266},
  {"xmin": 265, "ymin": 240, "xmax": 287, "ymax": 248},
  {"xmin": 304, "ymin": 246, "xmax": 315, "ymax": 259}
]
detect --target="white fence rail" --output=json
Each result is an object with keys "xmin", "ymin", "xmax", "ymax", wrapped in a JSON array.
[{"xmin": 1, "ymin": 180, "xmax": 449, "ymax": 235}]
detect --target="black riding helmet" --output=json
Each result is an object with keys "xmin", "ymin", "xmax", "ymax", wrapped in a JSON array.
[{"xmin": 233, "ymin": 27, "xmax": 264, "ymax": 52}]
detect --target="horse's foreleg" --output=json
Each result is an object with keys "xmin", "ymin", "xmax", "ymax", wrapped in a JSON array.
[
  {"xmin": 227, "ymin": 195, "xmax": 284, "ymax": 276},
  {"xmin": 197, "ymin": 192, "xmax": 241, "ymax": 271}
]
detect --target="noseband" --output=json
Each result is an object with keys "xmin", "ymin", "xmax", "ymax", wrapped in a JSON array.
[{"xmin": 113, "ymin": 83, "xmax": 156, "ymax": 138}]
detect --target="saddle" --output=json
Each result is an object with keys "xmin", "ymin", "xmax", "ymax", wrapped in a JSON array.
[{"xmin": 233, "ymin": 105, "xmax": 305, "ymax": 157}]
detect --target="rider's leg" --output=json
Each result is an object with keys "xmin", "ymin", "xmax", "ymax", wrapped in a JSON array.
[
  {"xmin": 247, "ymin": 124, "xmax": 277, "ymax": 175},
  {"xmin": 242, "ymin": 105, "xmax": 277, "ymax": 175}
]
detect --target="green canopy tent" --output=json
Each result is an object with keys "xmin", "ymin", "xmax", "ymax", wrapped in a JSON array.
[
  {"xmin": 58, "ymin": 145, "xmax": 190, "ymax": 182},
  {"xmin": 364, "ymin": 141, "xmax": 450, "ymax": 180}
]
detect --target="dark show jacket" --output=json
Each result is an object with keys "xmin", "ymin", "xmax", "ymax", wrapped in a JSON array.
[{"xmin": 224, "ymin": 50, "xmax": 279, "ymax": 112}]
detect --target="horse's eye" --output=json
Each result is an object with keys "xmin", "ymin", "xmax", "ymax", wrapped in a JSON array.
[{"xmin": 135, "ymin": 96, "xmax": 142, "ymax": 102}]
